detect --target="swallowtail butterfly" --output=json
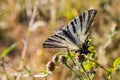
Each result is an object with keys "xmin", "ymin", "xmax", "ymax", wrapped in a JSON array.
[{"xmin": 43, "ymin": 9, "xmax": 97, "ymax": 54}]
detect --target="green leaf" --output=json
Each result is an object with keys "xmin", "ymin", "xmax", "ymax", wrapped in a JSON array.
[
  {"xmin": 0, "ymin": 43, "xmax": 18, "ymax": 59},
  {"xmin": 88, "ymin": 38, "xmax": 93, "ymax": 44},
  {"xmin": 70, "ymin": 52, "xmax": 75, "ymax": 57},
  {"xmin": 113, "ymin": 57, "xmax": 120, "ymax": 68},
  {"xmin": 83, "ymin": 62, "xmax": 95, "ymax": 71},
  {"xmin": 88, "ymin": 46, "xmax": 96, "ymax": 53},
  {"xmin": 66, "ymin": 51, "xmax": 75, "ymax": 58},
  {"xmin": 107, "ymin": 68, "xmax": 116, "ymax": 78}
]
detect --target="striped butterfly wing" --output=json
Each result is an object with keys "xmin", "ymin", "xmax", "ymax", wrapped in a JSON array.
[
  {"xmin": 43, "ymin": 9, "xmax": 97, "ymax": 51},
  {"xmin": 43, "ymin": 28, "xmax": 80, "ymax": 50}
]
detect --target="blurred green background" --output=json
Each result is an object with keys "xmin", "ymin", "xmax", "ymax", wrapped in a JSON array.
[{"xmin": 0, "ymin": 0, "xmax": 120, "ymax": 80}]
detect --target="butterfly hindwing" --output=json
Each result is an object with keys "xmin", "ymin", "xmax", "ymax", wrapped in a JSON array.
[{"xmin": 43, "ymin": 9, "xmax": 97, "ymax": 51}]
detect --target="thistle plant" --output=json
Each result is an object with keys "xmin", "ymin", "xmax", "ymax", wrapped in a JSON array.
[{"xmin": 42, "ymin": 38, "xmax": 120, "ymax": 80}]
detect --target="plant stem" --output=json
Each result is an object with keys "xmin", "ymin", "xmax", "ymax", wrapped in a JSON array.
[
  {"xmin": 1, "ymin": 58, "xmax": 10, "ymax": 80},
  {"xmin": 66, "ymin": 48, "xmax": 76, "ymax": 66},
  {"xmin": 81, "ymin": 62, "xmax": 91, "ymax": 80},
  {"xmin": 109, "ymin": 73, "xmax": 112, "ymax": 80},
  {"xmin": 64, "ymin": 62, "xmax": 83, "ymax": 80},
  {"xmin": 89, "ymin": 59, "xmax": 108, "ymax": 72}
]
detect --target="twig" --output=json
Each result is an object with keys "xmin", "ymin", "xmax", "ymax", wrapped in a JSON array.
[
  {"xmin": 16, "ymin": 0, "xmax": 39, "ymax": 80},
  {"xmin": 1, "ymin": 58, "xmax": 10, "ymax": 80},
  {"xmin": 28, "ymin": 0, "xmax": 39, "ymax": 30},
  {"xmin": 50, "ymin": 0, "xmax": 56, "ymax": 26},
  {"xmin": 97, "ymin": 23, "xmax": 116, "ymax": 79},
  {"xmin": 89, "ymin": 59, "xmax": 108, "ymax": 72}
]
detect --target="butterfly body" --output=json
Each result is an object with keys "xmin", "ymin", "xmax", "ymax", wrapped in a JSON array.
[{"xmin": 43, "ymin": 9, "xmax": 97, "ymax": 54}]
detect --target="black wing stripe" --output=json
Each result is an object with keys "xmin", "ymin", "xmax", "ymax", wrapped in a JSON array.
[
  {"xmin": 88, "ymin": 10, "xmax": 97, "ymax": 25},
  {"xmin": 62, "ymin": 29, "xmax": 77, "ymax": 44},
  {"xmin": 87, "ymin": 11, "xmax": 90, "ymax": 25},
  {"xmin": 43, "ymin": 42, "xmax": 67, "ymax": 48},
  {"xmin": 83, "ymin": 12, "xmax": 86, "ymax": 21},
  {"xmin": 79, "ymin": 16, "xmax": 83, "ymax": 31},
  {"xmin": 84, "ymin": 10, "xmax": 97, "ymax": 34},
  {"xmin": 46, "ymin": 37, "xmax": 64, "ymax": 43},
  {"xmin": 71, "ymin": 21, "xmax": 76, "ymax": 33},
  {"xmin": 67, "ymin": 23, "xmax": 80, "ymax": 45},
  {"xmin": 54, "ymin": 34, "xmax": 66, "ymax": 40},
  {"xmin": 55, "ymin": 33, "xmax": 78, "ymax": 45},
  {"xmin": 74, "ymin": 18, "xmax": 77, "ymax": 24}
]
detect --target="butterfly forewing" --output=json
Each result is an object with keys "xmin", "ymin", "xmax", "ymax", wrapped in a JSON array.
[
  {"xmin": 43, "ymin": 31, "xmax": 79, "ymax": 50},
  {"xmin": 43, "ymin": 9, "xmax": 97, "ymax": 51},
  {"xmin": 84, "ymin": 9, "xmax": 97, "ymax": 34}
]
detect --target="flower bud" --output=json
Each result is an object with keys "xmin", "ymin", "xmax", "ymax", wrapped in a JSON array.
[
  {"xmin": 52, "ymin": 55, "xmax": 59, "ymax": 63},
  {"xmin": 60, "ymin": 55, "xmax": 67, "ymax": 64},
  {"xmin": 76, "ymin": 53, "xmax": 85, "ymax": 62},
  {"xmin": 46, "ymin": 61, "xmax": 55, "ymax": 72}
]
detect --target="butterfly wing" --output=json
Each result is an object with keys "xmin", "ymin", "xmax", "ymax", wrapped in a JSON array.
[
  {"xmin": 43, "ymin": 28, "xmax": 80, "ymax": 50},
  {"xmin": 43, "ymin": 9, "xmax": 97, "ymax": 51},
  {"xmin": 66, "ymin": 9, "xmax": 97, "ymax": 45}
]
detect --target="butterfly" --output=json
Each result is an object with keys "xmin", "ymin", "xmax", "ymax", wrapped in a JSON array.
[{"xmin": 43, "ymin": 9, "xmax": 97, "ymax": 54}]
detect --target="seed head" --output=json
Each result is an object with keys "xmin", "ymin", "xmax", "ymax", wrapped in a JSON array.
[
  {"xmin": 76, "ymin": 53, "xmax": 85, "ymax": 62},
  {"xmin": 46, "ymin": 61, "xmax": 55, "ymax": 72},
  {"xmin": 52, "ymin": 55, "xmax": 59, "ymax": 63},
  {"xmin": 60, "ymin": 55, "xmax": 67, "ymax": 64}
]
